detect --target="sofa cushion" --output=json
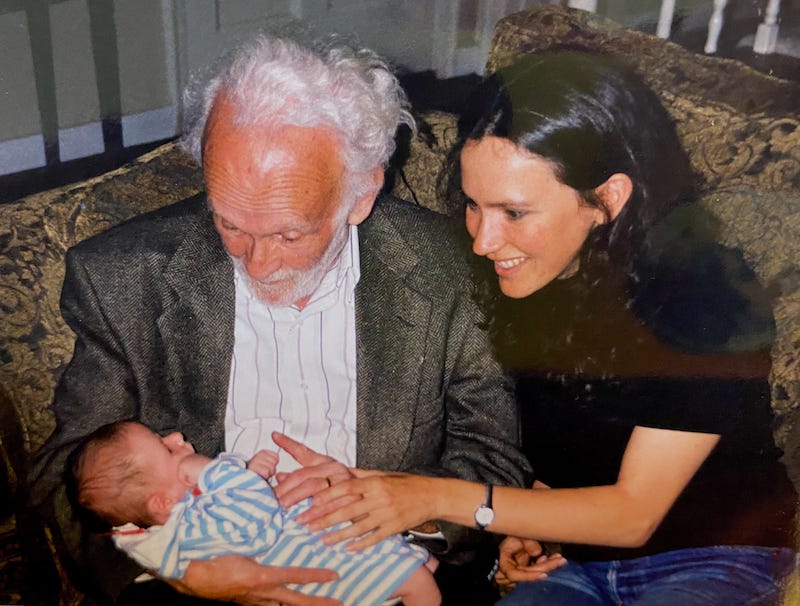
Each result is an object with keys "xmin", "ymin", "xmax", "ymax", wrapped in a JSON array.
[
  {"xmin": 487, "ymin": 6, "xmax": 800, "ymax": 118},
  {"xmin": 665, "ymin": 93, "xmax": 800, "ymax": 193},
  {"xmin": 390, "ymin": 110, "xmax": 460, "ymax": 216},
  {"xmin": 696, "ymin": 187, "xmax": 800, "ymax": 451}
]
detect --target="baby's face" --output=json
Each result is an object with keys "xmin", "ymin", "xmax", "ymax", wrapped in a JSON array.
[{"xmin": 126, "ymin": 424, "xmax": 196, "ymax": 500}]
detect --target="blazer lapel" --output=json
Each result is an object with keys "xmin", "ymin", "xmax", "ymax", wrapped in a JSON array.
[
  {"xmin": 158, "ymin": 201, "xmax": 234, "ymax": 455},
  {"xmin": 355, "ymin": 204, "xmax": 432, "ymax": 470}
]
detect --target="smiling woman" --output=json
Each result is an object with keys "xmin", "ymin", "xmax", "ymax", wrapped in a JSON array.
[{"xmin": 301, "ymin": 50, "xmax": 799, "ymax": 606}]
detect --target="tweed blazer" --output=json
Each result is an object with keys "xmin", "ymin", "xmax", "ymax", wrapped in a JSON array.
[{"xmin": 30, "ymin": 193, "xmax": 529, "ymax": 601}]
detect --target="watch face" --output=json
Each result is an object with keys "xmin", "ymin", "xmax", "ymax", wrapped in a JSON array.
[{"xmin": 475, "ymin": 506, "xmax": 495, "ymax": 527}]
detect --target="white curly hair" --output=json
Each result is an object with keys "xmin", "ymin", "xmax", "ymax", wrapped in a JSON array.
[{"xmin": 181, "ymin": 33, "xmax": 414, "ymax": 205}]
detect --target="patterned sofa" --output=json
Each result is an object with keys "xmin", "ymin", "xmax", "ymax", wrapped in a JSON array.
[{"xmin": 1, "ymin": 5, "xmax": 798, "ymax": 605}]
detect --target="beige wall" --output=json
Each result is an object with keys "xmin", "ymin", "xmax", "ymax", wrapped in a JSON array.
[
  {"xmin": 0, "ymin": 0, "xmax": 784, "ymax": 178},
  {"xmin": 0, "ymin": 11, "xmax": 42, "ymax": 141}
]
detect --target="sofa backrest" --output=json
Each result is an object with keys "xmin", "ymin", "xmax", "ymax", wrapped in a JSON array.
[
  {"xmin": 1, "ymin": 4, "xmax": 798, "ymax": 483},
  {"xmin": 0, "ymin": 144, "xmax": 203, "ymax": 458}
]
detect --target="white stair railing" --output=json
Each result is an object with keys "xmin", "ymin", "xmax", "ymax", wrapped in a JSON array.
[
  {"xmin": 753, "ymin": 0, "xmax": 782, "ymax": 54},
  {"xmin": 569, "ymin": 0, "xmax": 784, "ymax": 56}
]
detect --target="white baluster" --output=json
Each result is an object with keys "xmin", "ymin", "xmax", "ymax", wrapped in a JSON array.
[
  {"xmin": 656, "ymin": 0, "xmax": 676, "ymax": 39},
  {"xmin": 753, "ymin": 0, "xmax": 782, "ymax": 54},
  {"xmin": 704, "ymin": 0, "xmax": 728, "ymax": 54},
  {"xmin": 566, "ymin": 0, "xmax": 598, "ymax": 12}
]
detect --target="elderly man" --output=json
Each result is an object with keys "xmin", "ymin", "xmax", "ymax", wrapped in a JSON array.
[{"xmin": 30, "ymin": 33, "xmax": 529, "ymax": 605}]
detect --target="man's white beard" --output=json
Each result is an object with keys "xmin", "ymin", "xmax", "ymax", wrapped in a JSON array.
[{"xmin": 234, "ymin": 222, "xmax": 350, "ymax": 307}]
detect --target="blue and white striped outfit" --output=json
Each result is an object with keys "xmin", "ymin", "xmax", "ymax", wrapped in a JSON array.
[{"xmin": 113, "ymin": 455, "xmax": 428, "ymax": 606}]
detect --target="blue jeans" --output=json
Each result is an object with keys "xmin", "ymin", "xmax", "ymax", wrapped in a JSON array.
[{"xmin": 496, "ymin": 546, "xmax": 796, "ymax": 606}]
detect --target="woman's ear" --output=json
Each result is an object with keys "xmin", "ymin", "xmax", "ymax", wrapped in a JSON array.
[
  {"xmin": 347, "ymin": 166, "xmax": 385, "ymax": 226},
  {"xmin": 594, "ymin": 173, "xmax": 633, "ymax": 222}
]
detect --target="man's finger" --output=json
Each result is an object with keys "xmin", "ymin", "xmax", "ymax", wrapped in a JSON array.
[
  {"xmin": 275, "ymin": 565, "xmax": 340, "ymax": 584},
  {"xmin": 268, "ymin": 585, "xmax": 341, "ymax": 606}
]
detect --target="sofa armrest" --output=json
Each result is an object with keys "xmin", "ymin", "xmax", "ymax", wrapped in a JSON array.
[{"xmin": 0, "ymin": 385, "xmax": 93, "ymax": 605}]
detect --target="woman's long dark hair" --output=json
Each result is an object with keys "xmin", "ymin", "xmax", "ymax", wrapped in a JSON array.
[
  {"xmin": 446, "ymin": 51, "xmax": 702, "ymax": 338},
  {"xmin": 449, "ymin": 50, "xmax": 700, "ymax": 277}
]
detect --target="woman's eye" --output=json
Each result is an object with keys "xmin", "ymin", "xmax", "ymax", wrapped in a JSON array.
[
  {"xmin": 505, "ymin": 209, "xmax": 526, "ymax": 220},
  {"xmin": 465, "ymin": 199, "xmax": 478, "ymax": 211}
]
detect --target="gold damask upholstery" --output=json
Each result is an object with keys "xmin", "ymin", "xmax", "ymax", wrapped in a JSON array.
[
  {"xmin": 1, "ymin": 5, "xmax": 798, "ymax": 604},
  {"xmin": 1, "ymin": 144, "xmax": 202, "ymax": 461},
  {"xmin": 1, "ymin": 144, "xmax": 201, "ymax": 604},
  {"xmin": 486, "ymin": 7, "xmax": 799, "ymax": 118}
]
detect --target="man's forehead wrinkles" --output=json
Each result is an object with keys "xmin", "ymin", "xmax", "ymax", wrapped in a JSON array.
[{"xmin": 211, "ymin": 198, "xmax": 327, "ymax": 237}]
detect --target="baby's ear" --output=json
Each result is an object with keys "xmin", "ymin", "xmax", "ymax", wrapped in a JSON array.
[{"xmin": 147, "ymin": 492, "xmax": 174, "ymax": 524}]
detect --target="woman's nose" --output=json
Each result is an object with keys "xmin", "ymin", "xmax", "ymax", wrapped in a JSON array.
[{"xmin": 472, "ymin": 217, "xmax": 502, "ymax": 256}]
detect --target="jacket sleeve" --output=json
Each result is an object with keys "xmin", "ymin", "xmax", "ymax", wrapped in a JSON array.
[
  {"xmin": 411, "ymin": 281, "xmax": 532, "ymax": 560},
  {"xmin": 377, "ymin": 206, "xmax": 532, "ymax": 559}
]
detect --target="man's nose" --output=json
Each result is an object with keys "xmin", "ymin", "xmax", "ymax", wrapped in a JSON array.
[{"xmin": 244, "ymin": 237, "xmax": 282, "ymax": 280}]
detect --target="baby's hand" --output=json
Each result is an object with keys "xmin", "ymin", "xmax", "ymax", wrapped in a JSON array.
[{"xmin": 247, "ymin": 449, "xmax": 279, "ymax": 479}]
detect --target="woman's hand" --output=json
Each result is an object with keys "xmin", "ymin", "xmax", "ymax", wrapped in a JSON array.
[
  {"xmin": 495, "ymin": 536, "xmax": 566, "ymax": 591},
  {"xmin": 169, "ymin": 555, "xmax": 341, "ymax": 605},
  {"xmin": 298, "ymin": 472, "xmax": 440, "ymax": 551},
  {"xmin": 271, "ymin": 432, "xmax": 355, "ymax": 508}
]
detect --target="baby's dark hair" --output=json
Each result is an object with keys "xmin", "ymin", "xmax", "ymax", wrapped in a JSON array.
[{"xmin": 65, "ymin": 421, "xmax": 153, "ymax": 529}]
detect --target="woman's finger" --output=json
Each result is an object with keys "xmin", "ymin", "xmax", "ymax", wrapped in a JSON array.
[
  {"xmin": 274, "ymin": 461, "xmax": 352, "ymax": 506},
  {"xmin": 271, "ymin": 432, "xmax": 330, "ymax": 466},
  {"xmin": 296, "ymin": 495, "xmax": 361, "ymax": 525}
]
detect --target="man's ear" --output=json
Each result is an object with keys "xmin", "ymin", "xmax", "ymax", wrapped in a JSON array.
[
  {"xmin": 594, "ymin": 173, "xmax": 633, "ymax": 223},
  {"xmin": 347, "ymin": 166, "xmax": 385, "ymax": 226}
]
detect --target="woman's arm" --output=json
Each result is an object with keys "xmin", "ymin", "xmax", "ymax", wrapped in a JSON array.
[{"xmin": 304, "ymin": 426, "xmax": 719, "ymax": 550}]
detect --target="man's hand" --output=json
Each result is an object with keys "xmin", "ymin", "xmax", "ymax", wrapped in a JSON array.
[
  {"xmin": 271, "ymin": 433, "xmax": 356, "ymax": 508},
  {"xmin": 247, "ymin": 450, "xmax": 279, "ymax": 480},
  {"xmin": 167, "ymin": 555, "xmax": 341, "ymax": 605},
  {"xmin": 495, "ymin": 536, "xmax": 566, "ymax": 593}
]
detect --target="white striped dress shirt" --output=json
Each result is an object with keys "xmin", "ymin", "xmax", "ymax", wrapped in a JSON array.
[{"xmin": 224, "ymin": 226, "xmax": 360, "ymax": 473}]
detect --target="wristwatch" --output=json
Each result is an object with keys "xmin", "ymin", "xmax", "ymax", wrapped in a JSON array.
[{"xmin": 474, "ymin": 483, "xmax": 495, "ymax": 530}]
